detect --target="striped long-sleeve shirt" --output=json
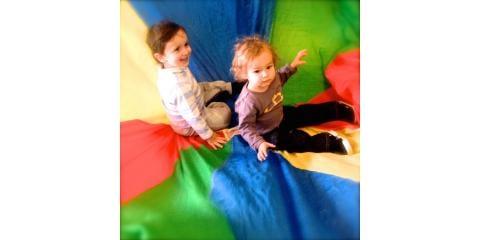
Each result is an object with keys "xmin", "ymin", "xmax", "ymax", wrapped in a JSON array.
[{"xmin": 156, "ymin": 67, "xmax": 213, "ymax": 140}]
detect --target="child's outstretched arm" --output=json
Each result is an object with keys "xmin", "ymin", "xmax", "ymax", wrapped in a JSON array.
[
  {"xmin": 290, "ymin": 49, "xmax": 308, "ymax": 69},
  {"xmin": 179, "ymin": 96, "xmax": 227, "ymax": 149},
  {"xmin": 237, "ymin": 101, "xmax": 275, "ymax": 161},
  {"xmin": 175, "ymin": 81, "xmax": 223, "ymax": 147},
  {"xmin": 277, "ymin": 49, "xmax": 307, "ymax": 85},
  {"xmin": 177, "ymin": 95, "xmax": 212, "ymax": 138}
]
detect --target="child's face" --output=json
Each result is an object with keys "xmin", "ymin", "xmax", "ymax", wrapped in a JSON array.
[
  {"xmin": 246, "ymin": 50, "xmax": 276, "ymax": 92},
  {"xmin": 157, "ymin": 30, "xmax": 191, "ymax": 68}
]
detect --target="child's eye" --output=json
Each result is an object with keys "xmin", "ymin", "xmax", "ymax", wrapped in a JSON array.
[
  {"xmin": 184, "ymin": 42, "xmax": 189, "ymax": 47},
  {"xmin": 254, "ymin": 70, "xmax": 260, "ymax": 73},
  {"xmin": 267, "ymin": 65, "xmax": 273, "ymax": 69},
  {"xmin": 174, "ymin": 47, "xmax": 179, "ymax": 52}
]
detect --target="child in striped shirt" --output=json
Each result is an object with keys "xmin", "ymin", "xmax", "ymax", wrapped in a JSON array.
[{"xmin": 147, "ymin": 20, "xmax": 242, "ymax": 149}]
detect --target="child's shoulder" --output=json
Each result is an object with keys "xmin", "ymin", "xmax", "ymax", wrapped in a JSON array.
[
  {"xmin": 238, "ymin": 86, "xmax": 256, "ymax": 100},
  {"xmin": 158, "ymin": 67, "xmax": 188, "ymax": 76},
  {"xmin": 235, "ymin": 88, "xmax": 258, "ymax": 109},
  {"xmin": 158, "ymin": 67, "xmax": 192, "ymax": 83}
]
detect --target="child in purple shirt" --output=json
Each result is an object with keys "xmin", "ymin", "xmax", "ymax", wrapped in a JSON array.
[{"xmin": 232, "ymin": 36, "xmax": 356, "ymax": 161}]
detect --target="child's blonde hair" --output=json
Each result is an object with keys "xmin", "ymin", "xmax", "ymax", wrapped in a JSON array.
[
  {"xmin": 230, "ymin": 35, "xmax": 278, "ymax": 82},
  {"xmin": 146, "ymin": 20, "xmax": 186, "ymax": 66}
]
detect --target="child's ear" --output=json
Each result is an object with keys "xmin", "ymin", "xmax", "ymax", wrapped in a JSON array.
[{"xmin": 153, "ymin": 53, "xmax": 164, "ymax": 64}]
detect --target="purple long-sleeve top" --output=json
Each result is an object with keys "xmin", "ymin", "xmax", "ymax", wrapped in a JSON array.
[{"xmin": 234, "ymin": 65, "xmax": 297, "ymax": 150}]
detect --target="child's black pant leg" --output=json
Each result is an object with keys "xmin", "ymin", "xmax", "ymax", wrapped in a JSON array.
[
  {"xmin": 263, "ymin": 128, "xmax": 312, "ymax": 152},
  {"xmin": 281, "ymin": 101, "xmax": 355, "ymax": 129},
  {"xmin": 263, "ymin": 128, "xmax": 348, "ymax": 154},
  {"xmin": 310, "ymin": 132, "xmax": 348, "ymax": 154},
  {"xmin": 205, "ymin": 90, "xmax": 231, "ymax": 106}
]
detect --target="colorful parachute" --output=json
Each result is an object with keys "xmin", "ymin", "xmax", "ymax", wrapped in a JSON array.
[{"xmin": 121, "ymin": 0, "xmax": 360, "ymax": 239}]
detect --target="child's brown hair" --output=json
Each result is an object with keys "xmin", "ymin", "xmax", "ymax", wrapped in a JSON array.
[
  {"xmin": 230, "ymin": 35, "xmax": 278, "ymax": 82},
  {"xmin": 146, "ymin": 20, "xmax": 186, "ymax": 65}
]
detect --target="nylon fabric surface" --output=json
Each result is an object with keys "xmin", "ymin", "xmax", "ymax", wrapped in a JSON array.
[
  {"xmin": 270, "ymin": 0, "xmax": 360, "ymax": 105},
  {"xmin": 120, "ymin": 0, "xmax": 361, "ymax": 239},
  {"xmin": 121, "ymin": 144, "xmax": 235, "ymax": 239},
  {"xmin": 210, "ymin": 136, "xmax": 360, "ymax": 239},
  {"xmin": 120, "ymin": 1, "xmax": 168, "ymax": 123},
  {"xmin": 129, "ymin": 0, "xmax": 275, "ymax": 82}
]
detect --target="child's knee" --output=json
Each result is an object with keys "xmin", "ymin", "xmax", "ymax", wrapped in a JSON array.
[{"xmin": 205, "ymin": 102, "xmax": 231, "ymax": 130}]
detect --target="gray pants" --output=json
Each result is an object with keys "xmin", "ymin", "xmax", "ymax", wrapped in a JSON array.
[{"xmin": 200, "ymin": 81, "xmax": 232, "ymax": 131}]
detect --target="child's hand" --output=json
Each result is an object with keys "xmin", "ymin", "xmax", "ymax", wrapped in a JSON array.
[
  {"xmin": 221, "ymin": 126, "xmax": 239, "ymax": 141},
  {"xmin": 290, "ymin": 49, "xmax": 308, "ymax": 69},
  {"xmin": 257, "ymin": 141, "xmax": 276, "ymax": 161},
  {"xmin": 206, "ymin": 132, "xmax": 227, "ymax": 150}
]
